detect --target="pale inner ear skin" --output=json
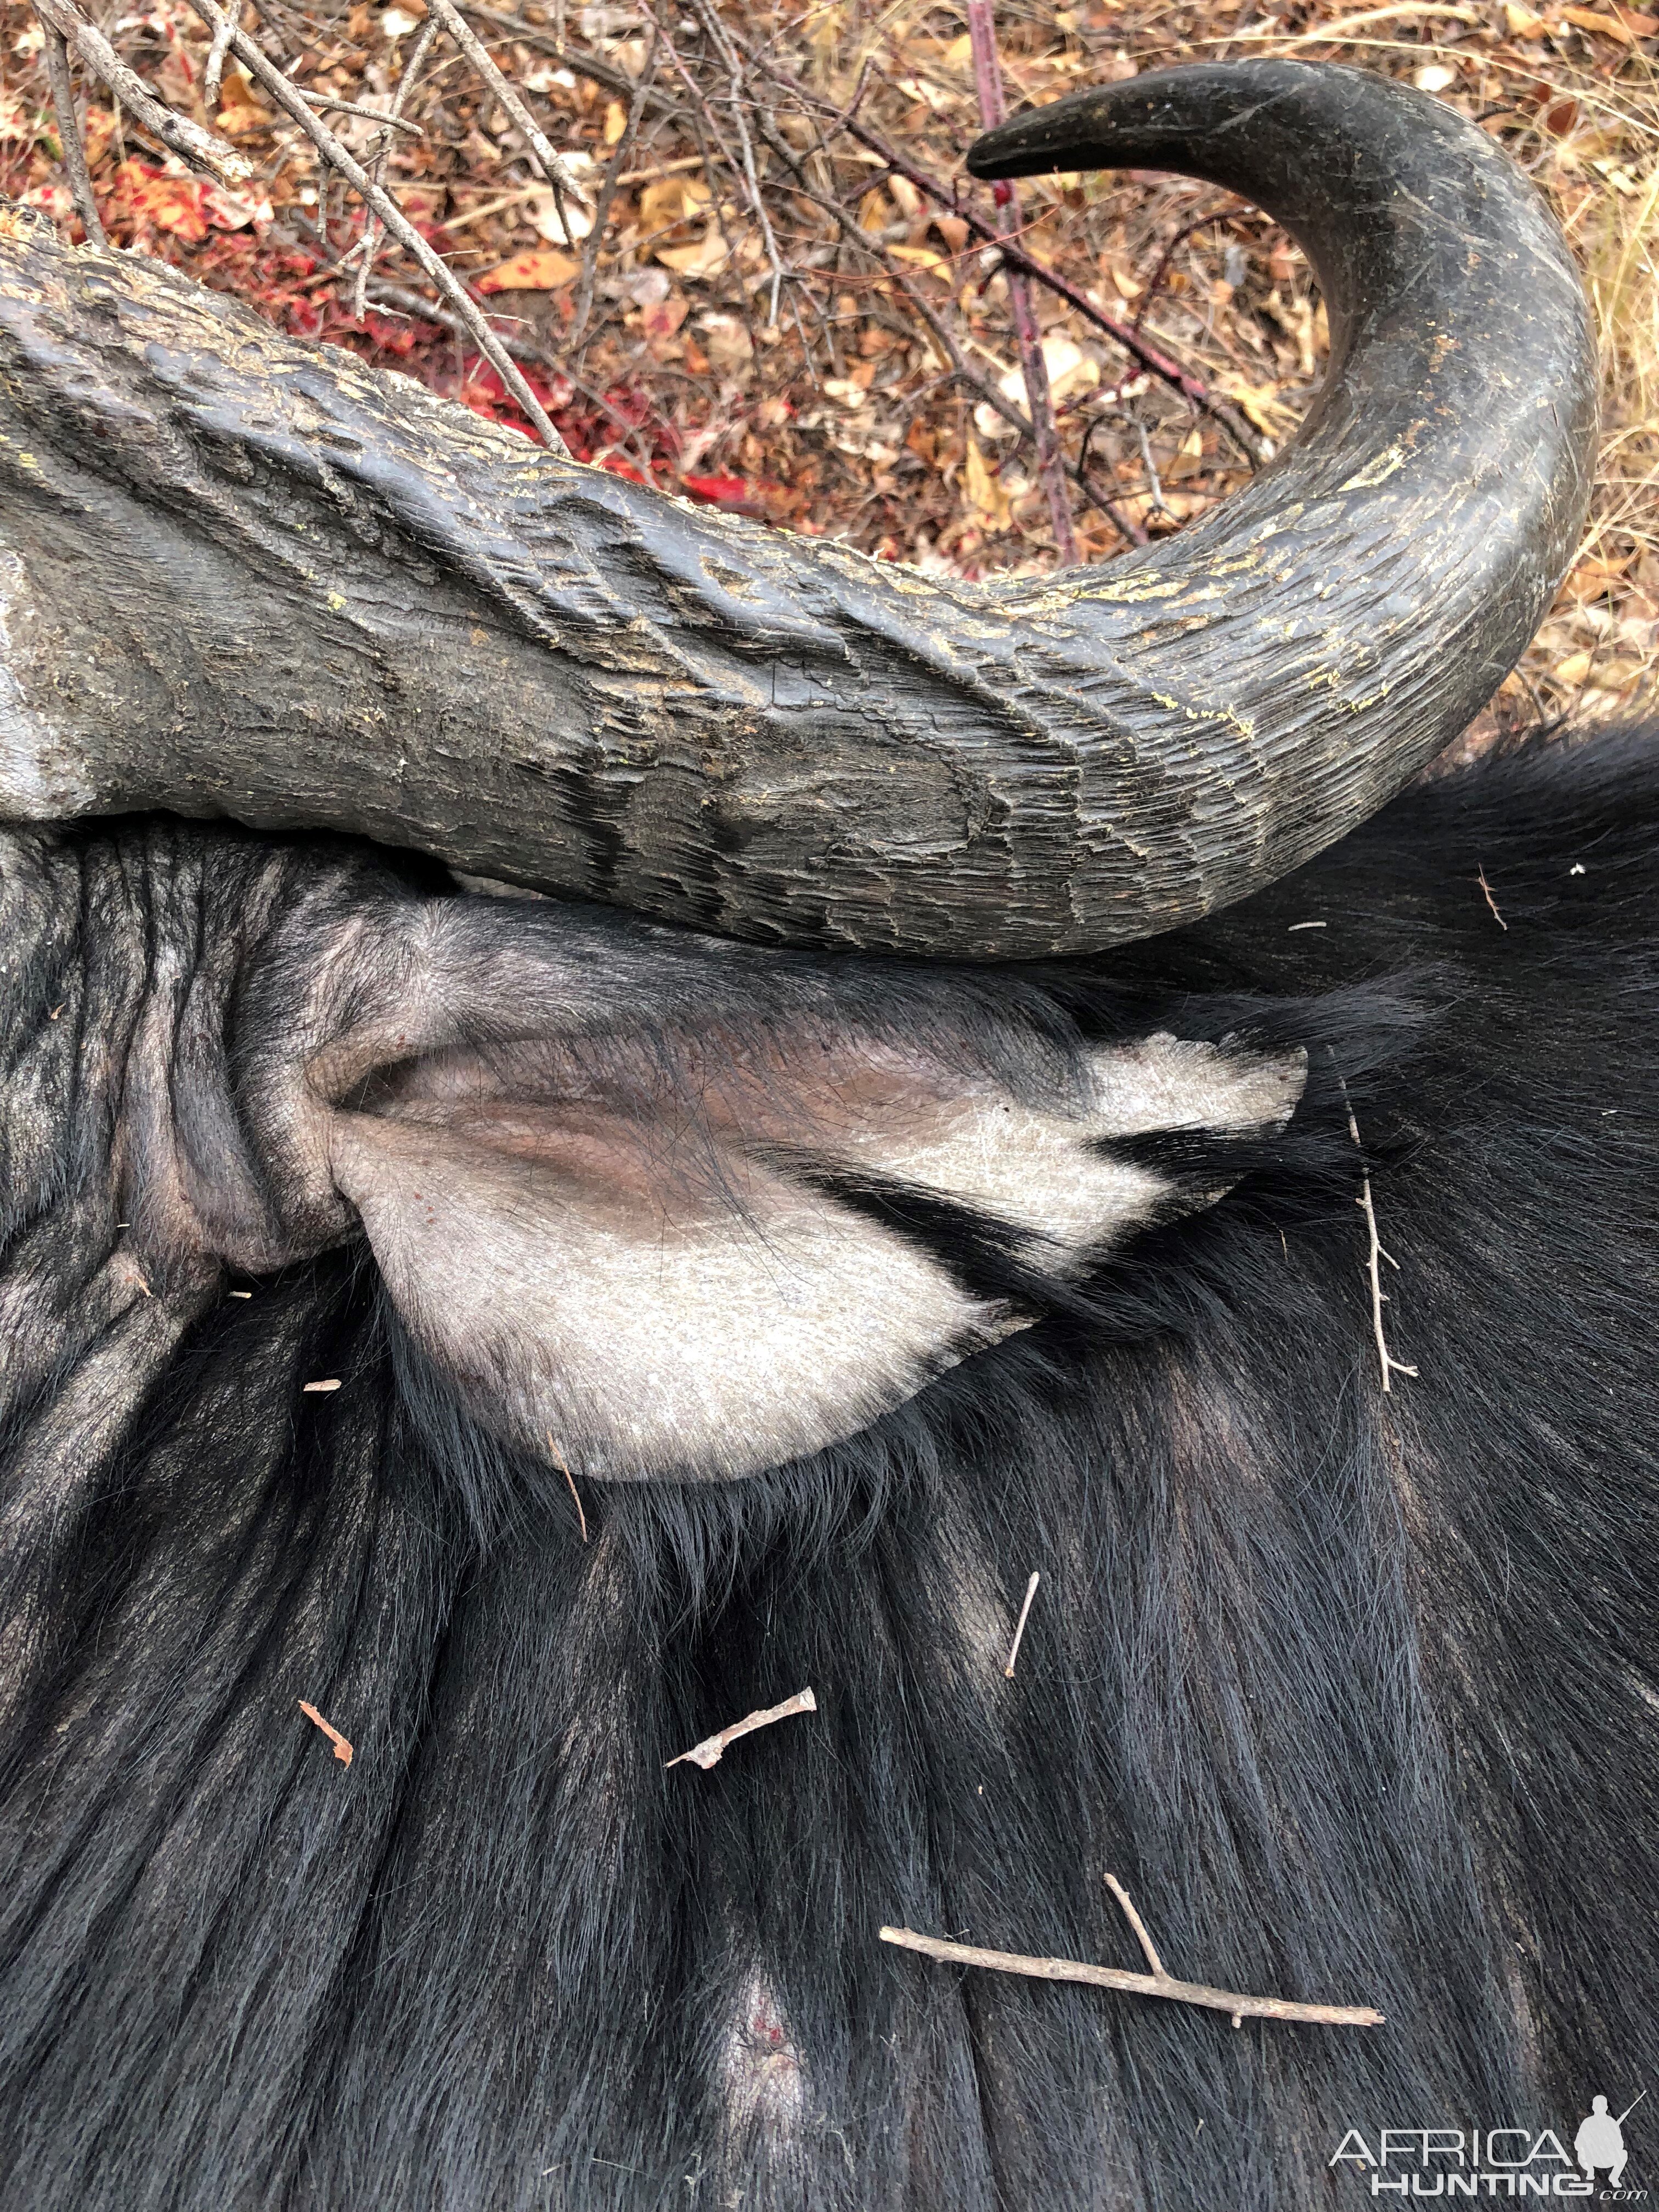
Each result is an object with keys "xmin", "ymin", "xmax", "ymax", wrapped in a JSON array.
[
  {"xmin": 324, "ymin": 1028, "xmax": 1306, "ymax": 1486},
  {"xmin": 330, "ymin": 1110, "xmax": 1021, "ymax": 1484}
]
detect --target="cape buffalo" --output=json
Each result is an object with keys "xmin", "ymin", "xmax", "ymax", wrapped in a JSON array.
[{"xmin": 0, "ymin": 56, "xmax": 1652, "ymax": 2212}]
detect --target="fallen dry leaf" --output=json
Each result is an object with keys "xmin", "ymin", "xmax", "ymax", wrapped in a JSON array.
[
  {"xmin": 476, "ymin": 249, "xmax": 582, "ymax": 292},
  {"xmin": 656, "ymin": 227, "xmax": 731, "ymax": 278},
  {"xmin": 964, "ymin": 435, "xmax": 1013, "ymax": 529},
  {"xmin": 1224, "ymin": 376, "xmax": 1300, "ymax": 438},
  {"xmin": 638, "ymin": 173, "xmax": 711, "ymax": 234},
  {"xmin": 698, "ymin": 312, "xmax": 753, "ymax": 369}
]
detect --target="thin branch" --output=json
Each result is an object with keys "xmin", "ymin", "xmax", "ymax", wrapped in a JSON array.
[
  {"xmin": 569, "ymin": 29, "xmax": 658, "ymax": 350},
  {"xmin": 667, "ymin": 1687, "xmax": 817, "ymax": 1771},
  {"xmin": 1336, "ymin": 1068, "xmax": 1417, "ymax": 1393},
  {"xmin": 879, "ymin": 1925, "xmax": 1385, "ymax": 2029},
  {"xmin": 353, "ymin": 13, "xmax": 440, "ymax": 321},
  {"xmin": 1131, "ymin": 413, "xmax": 1167, "ymax": 514},
  {"xmin": 1132, "ymin": 201, "xmax": 1244, "ymax": 334},
  {"xmin": 179, "ymin": 0, "xmax": 567, "ymax": 452},
  {"xmin": 1102, "ymin": 1871, "xmax": 1166, "ymax": 1976},
  {"xmin": 965, "ymin": 1, "xmax": 1076, "ymax": 565},
  {"xmin": 643, "ymin": 4, "xmax": 747, "ymax": 291},
  {"xmin": 36, "ymin": 13, "xmax": 105, "ymax": 247},
  {"xmin": 298, "ymin": 1699, "xmax": 355, "ymax": 1767},
  {"xmin": 300, "ymin": 89, "xmax": 427, "ymax": 135},
  {"xmin": 685, "ymin": 0, "xmax": 786, "ymax": 324},
  {"xmin": 1003, "ymin": 1571, "xmax": 1040, "ymax": 1677},
  {"xmin": 32, "ymin": 0, "xmax": 251, "ymax": 188},
  {"xmin": 201, "ymin": 0, "xmax": 241, "ymax": 117},
  {"xmin": 424, "ymin": 0, "xmax": 591, "ymax": 238}
]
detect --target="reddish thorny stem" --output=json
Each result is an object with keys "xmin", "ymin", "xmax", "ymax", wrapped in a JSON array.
[
  {"xmin": 736, "ymin": 38, "xmax": 1262, "ymax": 464},
  {"xmin": 966, "ymin": 0, "xmax": 1080, "ymax": 564}
]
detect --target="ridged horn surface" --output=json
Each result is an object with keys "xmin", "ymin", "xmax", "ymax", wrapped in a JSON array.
[{"xmin": 0, "ymin": 63, "xmax": 1594, "ymax": 953}]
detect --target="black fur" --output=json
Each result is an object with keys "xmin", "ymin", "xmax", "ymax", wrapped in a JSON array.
[{"xmin": 1, "ymin": 727, "xmax": 1656, "ymax": 2208}]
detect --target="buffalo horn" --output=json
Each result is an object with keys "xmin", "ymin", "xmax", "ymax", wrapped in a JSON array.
[{"xmin": 0, "ymin": 59, "xmax": 1595, "ymax": 955}]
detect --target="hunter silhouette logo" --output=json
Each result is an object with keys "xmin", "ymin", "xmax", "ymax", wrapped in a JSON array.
[
  {"xmin": 1576, "ymin": 2092, "xmax": 1644, "ymax": 2190},
  {"xmin": 1330, "ymin": 2091, "xmax": 1646, "ymax": 2196}
]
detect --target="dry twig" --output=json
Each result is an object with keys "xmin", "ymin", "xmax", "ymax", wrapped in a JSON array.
[
  {"xmin": 35, "ymin": 13, "xmax": 105, "ymax": 247},
  {"xmin": 1102, "ymin": 1870, "xmax": 1166, "ymax": 1975},
  {"xmin": 1476, "ymin": 864, "xmax": 1509, "ymax": 930},
  {"xmin": 352, "ymin": 13, "xmax": 441, "ymax": 321},
  {"xmin": 685, "ymin": 0, "xmax": 786, "ymax": 323},
  {"xmin": 1003, "ymin": 1570, "xmax": 1041, "ymax": 1677},
  {"xmin": 1335, "ymin": 1067, "xmax": 1418, "ymax": 1392},
  {"xmin": 748, "ymin": 113, "xmax": 1146, "ymax": 545},
  {"xmin": 201, "ymin": 0, "xmax": 242, "ymax": 119},
  {"xmin": 468, "ymin": 5, "xmax": 686, "ymax": 122},
  {"xmin": 570, "ymin": 30, "xmax": 658, "ymax": 349},
  {"xmin": 32, "ymin": 0, "xmax": 251, "ymax": 189},
  {"xmin": 365, "ymin": 279, "xmax": 646, "ymax": 448},
  {"xmin": 298, "ymin": 1699, "xmax": 354, "ymax": 1767},
  {"xmin": 880, "ymin": 1894, "xmax": 1384, "ymax": 2030},
  {"xmin": 423, "ymin": 0, "xmax": 592, "ymax": 239},
  {"xmin": 739, "ymin": 40, "xmax": 1262, "ymax": 465},
  {"xmin": 667, "ymin": 1687, "xmax": 817, "ymax": 1771}
]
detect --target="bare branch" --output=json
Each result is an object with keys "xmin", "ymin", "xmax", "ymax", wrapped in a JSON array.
[
  {"xmin": 424, "ymin": 0, "xmax": 592, "ymax": 234},
  {"xmin": 570, "ymin": 29, "xmax": 659, "ymax": 349},
  {"xmin": 36, "ymin": 12, "xmax": 105, "ymax": 247},
  {"xmin": 965, "ymin": 1, "xmax": 1076, "ymax": 564},
  {"xmin": 300, "ymin": 90, "xmax": 426, "ymax": 136},
  {"xmin": 748, "ymin": 110, "xmax": 1145, "ymax": 548},
  {"xmin": 1132, "ymin": 201, "xmax": 1243, "ymax": 334},
  {"xmin": 879, "ymin": 1924, "xmax": 1385, "ymax": 2029},
  {"xmin": 32, "ymin": 0, "xmax": 252, "ymax": 189},
  {"xmin": 667, "ymin": 1688, "xmax": 817, "ymax": 1771},
  {"xmin": 178, "ymin": 0, "xmax": 568, "ymax": 452},
  {"xmin": 201, "ymin": 0, "xmax": 241, "ymax": 119},
  {"xmin": 466, "ymin": 5, "xmax": 686, "ymax": 124},
  {"xmin": 353, "ymin": 13, "xmax": 441, "ymax": 321},
  {"xmin": 1131, "ymin": 413, "xmax": 1167, "ymax": 514},
  {"xmin": 365, "ymin": 279, "xmax": 646, "ymax": 445},
  {"xmin": 684, "ymin": 0, "xmax": 786, "ymax": 323}
]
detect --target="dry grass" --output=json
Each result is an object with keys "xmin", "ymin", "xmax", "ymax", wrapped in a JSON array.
[{"xmin": 2, "ymin": 0, "xmax": 1655, "ymax": 720}]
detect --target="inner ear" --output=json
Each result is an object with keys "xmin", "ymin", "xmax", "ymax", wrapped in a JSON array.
[{"xmin": 318, "ymin": 992, "xmax": 1304, "ymax": 1485}]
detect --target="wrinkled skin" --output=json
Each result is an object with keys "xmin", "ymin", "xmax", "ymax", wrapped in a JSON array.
[{"xmin": 1, "ymin": 727, "xmax": 1656, "ymax": 2210}]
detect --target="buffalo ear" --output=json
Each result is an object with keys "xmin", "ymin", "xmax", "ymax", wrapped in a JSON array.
[{"xmin": 322, "ymin": 1013, "xmax": 1304, "ymax": 1485}]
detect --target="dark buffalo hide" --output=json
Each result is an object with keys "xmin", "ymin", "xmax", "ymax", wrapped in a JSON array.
[{"xmin": 0, "ymin": 726, "xmax": 1655, "ymax": 2209}]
